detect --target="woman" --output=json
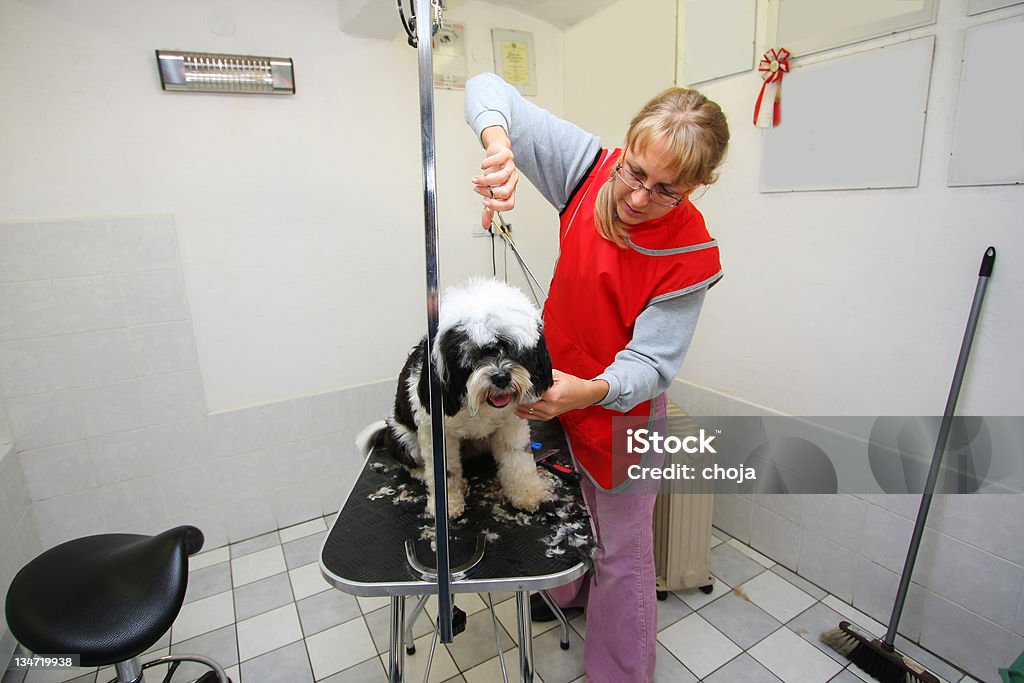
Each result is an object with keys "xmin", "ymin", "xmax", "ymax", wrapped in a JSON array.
[{"xmin": 465, "ymin": 72, "xmax": 729, "ymax": 682}]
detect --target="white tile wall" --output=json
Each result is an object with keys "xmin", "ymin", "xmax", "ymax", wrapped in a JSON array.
[
  {"xmin": 0, "ymin": 216, "xmax": 390, "ymax": 558},
  {"xmin": 674, "ymin": 378, "xmax": 1024, "ymax": 682},
  {"xmin": 749, "ymin": 503, "xmax": 802, "ymax": 571},
  {"xmin": 0, "ymin": 443, "xmax": 43, "ymax": 670}
]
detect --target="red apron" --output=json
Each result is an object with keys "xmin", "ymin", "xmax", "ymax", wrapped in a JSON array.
[{"xmin": 544, "ymin": 148, "xmax": 723, "ymax": 490}]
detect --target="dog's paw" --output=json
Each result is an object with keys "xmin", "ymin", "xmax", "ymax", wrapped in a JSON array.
[
  {"xmin": 423, "ymin": 490, "xmax": 466, "ymax": 519},
  {"xmin": 447, "ymin": 493, "xmax": 465, "ymax": 519},
  {"xmin": 505, "ymin": 473, "xmax": 552, "ymax": 512}
]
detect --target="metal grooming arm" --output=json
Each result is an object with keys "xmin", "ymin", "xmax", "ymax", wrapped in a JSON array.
[{"xmin": 408, "ymin": 0, "xmax": 455, "ymax": 644}]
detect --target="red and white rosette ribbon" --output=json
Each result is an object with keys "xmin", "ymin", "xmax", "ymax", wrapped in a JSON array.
[{"xmin": 754, "ymin": 47, "xmax": 790, "ymax": 128}]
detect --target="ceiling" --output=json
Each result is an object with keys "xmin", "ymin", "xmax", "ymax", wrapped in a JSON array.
[{"xmin": 462, "ymin": 0, "xmax": 622, "ymax": 29}]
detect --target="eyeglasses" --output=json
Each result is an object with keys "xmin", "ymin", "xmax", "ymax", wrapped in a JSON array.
[{"xmin": 614, "ymin": 164, "xmax": 684, "ymax": 207}]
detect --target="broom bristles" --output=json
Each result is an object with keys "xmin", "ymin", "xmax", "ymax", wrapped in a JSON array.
[{"xmin": 820, "ymin": 621, "xmax": 941, "ymax": 683}]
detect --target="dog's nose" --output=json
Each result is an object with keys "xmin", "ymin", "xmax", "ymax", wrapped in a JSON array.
[{"xmin": 491, "ymin": 370, "xmax": 511, "ymax": 389}]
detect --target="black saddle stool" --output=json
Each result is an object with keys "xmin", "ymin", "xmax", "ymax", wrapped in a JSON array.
[{"xmin": 5, "ymin": 526, "xmax": 230, "ymax": 683}]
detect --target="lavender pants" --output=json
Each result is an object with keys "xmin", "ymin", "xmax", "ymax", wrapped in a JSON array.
[{"xmin": 546, "ymin": 395, "xmax": 667, "ymax": 683}]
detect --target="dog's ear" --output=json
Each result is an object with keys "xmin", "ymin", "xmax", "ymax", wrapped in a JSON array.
[
  {"xmin": 524, "ymin": 326, "xmax": 554, "ymax": 395},
  {"xmin": 415, "ymin": 337, "xmax": 432, "ymax": 411},
  {"xmin": 419, "ymin": 329, "xmax": 473, "ymax": 417}
]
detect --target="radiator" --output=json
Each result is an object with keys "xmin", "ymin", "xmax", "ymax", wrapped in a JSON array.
[{"xmin": 653, "ymin": 403, "xmax": 716, "ymax": 593}]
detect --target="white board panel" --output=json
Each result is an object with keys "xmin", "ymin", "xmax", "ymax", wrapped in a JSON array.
[
  {"xmin": 949, "ymin": 16, "xmax": 1024, "ymax": 186},
  {"xmin": 967, "ymin": 0, "xmax": 1024, "ymax": 15},
  {"xmin": 760, "ymin": 37, "xmax": 934, "ymax": 193},
  {"xmin": 776, "ymin": 0, "xmax": 937, "ymax": 57},
  {"xmin": 678, "ymin": 0, "xmax": 757, "ymax": 85}
]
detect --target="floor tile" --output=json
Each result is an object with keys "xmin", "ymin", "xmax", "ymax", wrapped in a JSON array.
[
  {"xmin": 230, "ymin": 531, "xmax": 281, "ymax": 559},
  {"xmin": 172, "ymin": 590, "xmax": 235, "ymax": 643},
  {"xmin": 169, "ymin": 624, "xmax": 238, "ymax": 681},
  {"xmin": 283, "ymin": 532, "xmax": 325, "ymax": 570},
  {"xmin": 657, "ymin": 613, "xmax": 742, "ymax": 680},
  {"xmin": 703, "ymin": 652, "xmax": 783, "ymax": 682},
  {"xmin": 786, "ymin": 601, "xmax": 852, "ymax": 663},
  {"xmin": 184, "ymin": 561, "xmax": 232, "ymax": 604},
  {"xmin": 727, "ymin": 537, "xmax": 776, "ymax": 568},
  {"xmin": 233, "ymin": 572, "xmax": 295, "ymax": 622},
  {"xmin": 189, "ymin": 546, "xmax": 230, "ymax": 571},
  {"xmin": 710, "ymin": 542, "xmax": 769, "ymax": 587},
  {"xmin": 738, "ymin": 570, "xmax": 817, "ymax": 623},
  {"xmin": 698, "ymin": 590, "xmax": 783, "ymax": 649},
  {"xmin": 772, "ymin": 564, "xmax": 829, "ymax": 600},
  {"xmin": 378, "ymin": 631, "xmax": 458, "ymax": 683},
  {"xmin": 239, "ymin": 640, "xmax": 313, "ymax": 683},
  {"xmin": 0, "ymin": 669, "xmax": 26, "ymax": 683},
  {"xmin": 364, "ymin": 603, "xmax": 436, "ymax": 655},
  {"xmin": 307, "ymin": 618, "xmax": 378, "ymax": 680},
  {"xmin": 748, "ymin": 626, "xmax": 845, "ymax": 683},
  {"xmin": 492, "ymin": 595, "xmax": 560, "ymax": 643},
  {"xmin": 356, "ymin": 595, "xmax": 392, "ymax": 614},
  {"xmin": 653, "ymin": 643, "xmax": 698, "ymax": 683},
  {"xmin": 297, "ymin": 589, "xmax": 362, "ymax": 639},
  {"xmin": 231, "ymin": 545, "xmax": 287, "ymax": 588},
  {"xmin": 22, "ymin": 669, "xmax": 93, "ymax": 683},
  {"xmin": 318, "ymin": 657, "xmax": 388, "ymax": 683},
  {"xmin": 655, "ymin": 591, "xmax": 693, "ymax": 631},
  {"xmin": 236, "ymin": 604, "xmax": 303, "ymax": 662},
  {"xmin": 444, "ymin": 610, "xmax": 515, "ymax": 672},
  {"xmin": 280, "ymin": 517, "xmax": 328, "ymax": 544},
  {"xmin": 289, "ymin": 562, "xmax": 333, "ymax": 601},
  {"xmin": 675, "ymin": 575, "xmax": 732, "ymax": 611},
  {"xmin": 461, "ymin": 647, "xmax": 529, "ymax": 683},
  {"xmin": 530, "ymin": 625, "xmax": 585, "ymax": 683}
]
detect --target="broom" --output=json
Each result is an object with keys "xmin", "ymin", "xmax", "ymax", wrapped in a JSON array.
[{"xmin": 822, "ymin": 246, "xmax": 997, "ymax": 683}]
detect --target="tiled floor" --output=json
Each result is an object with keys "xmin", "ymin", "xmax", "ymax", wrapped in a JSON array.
[{"xmin": 4, "ymin": 519, "xmax": 978, "ymax": 683}]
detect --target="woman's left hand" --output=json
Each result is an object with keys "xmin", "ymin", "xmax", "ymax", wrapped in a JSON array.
[{"xmin": 517, "ymin": 369, "xmax": 610, "ymax": 420}]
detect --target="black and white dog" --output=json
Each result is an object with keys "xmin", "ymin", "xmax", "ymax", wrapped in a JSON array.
[{"xmin": 357, "ymin": 278, "xmax": 554, "ymax": 519}]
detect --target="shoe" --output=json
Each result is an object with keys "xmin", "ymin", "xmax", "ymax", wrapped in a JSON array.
[{"xmin": 530, "ymin": 592, "xmax": 583, "ymax": 623}]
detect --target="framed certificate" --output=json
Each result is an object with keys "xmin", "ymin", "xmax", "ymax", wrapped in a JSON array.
[{"xmin": 491, "ymin": 29, "xmax": 537, "ymax": 96}]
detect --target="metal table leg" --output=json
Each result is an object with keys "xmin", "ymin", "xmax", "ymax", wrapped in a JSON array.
[
  {"xmin": 515, "ymin": 591, "xmax": 534, "ymax": 683},
  {"xmin": 389, "ymin": 596, "xmax": 406, "ymax": 683},
  {"xmin": 538, "ymin": 590, "xmax": 572, "ymax": 650}
]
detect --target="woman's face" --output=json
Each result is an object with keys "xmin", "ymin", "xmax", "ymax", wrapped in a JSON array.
[{"xmin": 613, "ymin": 141, "xmax": 689, "ymax": 226}]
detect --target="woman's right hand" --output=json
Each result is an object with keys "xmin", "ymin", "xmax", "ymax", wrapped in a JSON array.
[{"xmin": 471, "ymin": 126, "xmax": 518, "ymax": 228}]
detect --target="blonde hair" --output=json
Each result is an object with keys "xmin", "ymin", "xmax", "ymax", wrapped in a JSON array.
[{"xmin": 595, "ymin": 87, "xmax": 730, "ymax": 246}]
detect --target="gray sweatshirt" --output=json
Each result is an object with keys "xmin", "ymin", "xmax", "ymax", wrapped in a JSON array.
[{"xmin": 464, "ymin": 72, "xmax": 708, "ymax": 413}]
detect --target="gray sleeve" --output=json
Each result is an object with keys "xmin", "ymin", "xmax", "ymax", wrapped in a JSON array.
[
  {"xmin": 464, "ymin": 72, "xmax": 602, "ymax": 212},
  {"xmin": 594, "ymin": 288, "xmax": 707, "ymax": 412}
]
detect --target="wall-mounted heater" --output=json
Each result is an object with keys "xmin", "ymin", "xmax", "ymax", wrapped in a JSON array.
[{"xmin": 156, "ymin": 50, "xmax": 295, "ymax": 95}]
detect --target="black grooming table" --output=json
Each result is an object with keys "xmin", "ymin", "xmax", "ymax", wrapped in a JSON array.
[{"xmin": 319, "ymin": 419, "xmax": 593, "ymax": 682}]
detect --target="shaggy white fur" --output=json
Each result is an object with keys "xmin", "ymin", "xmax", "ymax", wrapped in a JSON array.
[{"xmin": 358, "ymin": 278, "xmax": 553, "ymax": 519}]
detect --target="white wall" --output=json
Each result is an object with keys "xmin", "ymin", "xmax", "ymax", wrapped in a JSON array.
[
  {"xmin": 567, "ymin": 0, "xmax": 1023, "ymax": 418},
  {"xmin": 0, "ymin": 0, "xmax": 564, "ymax": 413},
  {"xmin": 565, "ymin": 0, "xmax": 680, "ymax": 147}
]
